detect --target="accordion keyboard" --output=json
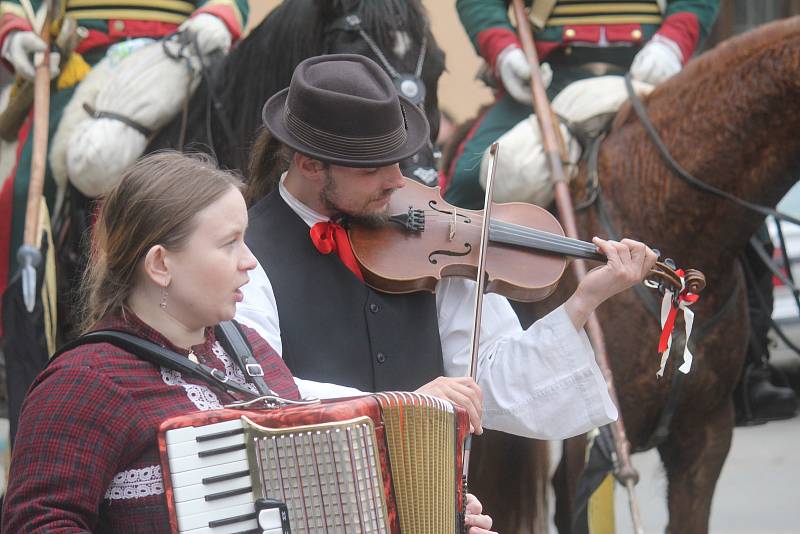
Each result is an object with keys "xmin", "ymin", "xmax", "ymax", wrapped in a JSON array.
[{"xmin": 165, "ymin": 418, "xmax": 279, "ymax": 533}]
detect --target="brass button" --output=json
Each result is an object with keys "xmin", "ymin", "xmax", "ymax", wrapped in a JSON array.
[
  {"xmin": 564, "ymin": 28, "xmax": 576, "ymax": 39},
  {"xmin": 631, "ymin": 29, "xmax": 642, "ymax": 40},
  {"xmin": 113, "ymin": 20, "xmax": 125, "ymax": 32},
  {"xmin": 564, "ymin": 46, "xmax": 573, "ymax": 56},
  {"xmin": 376, "ymin": 352, "xmax": 386, "ymax": 364}
]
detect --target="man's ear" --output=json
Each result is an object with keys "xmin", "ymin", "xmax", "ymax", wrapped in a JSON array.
[
  {"xmin": 293, "ymin": 152, "xmax": 327, "ymax": 181},
  {"xmin": 142, "ymin": 245, "xmax": 171, "ymax": 288}
]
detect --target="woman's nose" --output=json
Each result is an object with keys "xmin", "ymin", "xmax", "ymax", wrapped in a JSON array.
[{"xmin": 240, "ymin": 244, "xmax": 258, "ymax": 270}]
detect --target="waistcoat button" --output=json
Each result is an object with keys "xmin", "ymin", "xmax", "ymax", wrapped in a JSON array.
[
  {"xmin": 376, "ymin": 352, "xmax": 386, "ymax": 364},
  {"xmin": 369, "ymin": 303, "xmax": 380, "ymax": 313}
]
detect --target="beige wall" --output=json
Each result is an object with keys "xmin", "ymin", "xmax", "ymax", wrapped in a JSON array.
[{"xmin": 247, "ymin": 1, "xmax": 494, "ymax": 122}]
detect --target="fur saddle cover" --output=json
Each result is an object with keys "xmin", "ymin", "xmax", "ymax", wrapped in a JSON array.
[
  {"xmin": 479, "ymin": 75, "xmax": 654, "ymax": 206},
  {"xmin": 50, "ymin": 37, "xmax": 204, "ymax": 198}
]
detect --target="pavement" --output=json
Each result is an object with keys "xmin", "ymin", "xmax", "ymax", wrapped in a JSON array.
[{"xmin": 612, "ymin": 324, "xmax": 800, "ymax": 534}]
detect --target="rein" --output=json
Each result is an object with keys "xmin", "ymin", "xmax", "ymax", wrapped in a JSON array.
[
  {"xmin": 623, "ymin": 74, "xmax": 800, "ymax": 227},
  {"xmin": 623, "ymin": 73, "xmax": 800, "ymax": 355}
]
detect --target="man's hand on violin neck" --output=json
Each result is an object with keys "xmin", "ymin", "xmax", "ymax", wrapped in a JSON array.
[
  {"xmin": 565, "ymin": 238, "xmax": 659, "ymax": 330},
  {"xmin": 416, "ymin": 376, "xmax": 484, "ymax": 435}
]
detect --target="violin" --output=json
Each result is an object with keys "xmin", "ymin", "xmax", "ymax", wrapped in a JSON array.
[{"xmin": 348, "ymin": 178, "xmax": 705, "ymax": 302}]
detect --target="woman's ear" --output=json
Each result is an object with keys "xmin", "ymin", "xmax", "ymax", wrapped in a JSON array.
[{"xmin": 142, "ymin": 245, "xmax": 171, "ymax": 288}]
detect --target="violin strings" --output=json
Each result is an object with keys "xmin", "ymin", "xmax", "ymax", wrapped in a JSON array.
[{"xmin": 420, "ymin": 214, "xmax": 600, "ymax": 255}]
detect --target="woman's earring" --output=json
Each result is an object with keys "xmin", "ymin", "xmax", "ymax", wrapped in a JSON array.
[{"xmin": 160, "ymin": 286, "xmax": 168, "ymax": 310}]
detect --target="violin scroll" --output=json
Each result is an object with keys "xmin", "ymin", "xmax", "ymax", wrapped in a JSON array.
[{"xmin": 644, "ymin": 261, "xmax": 706, "ymax": 296}]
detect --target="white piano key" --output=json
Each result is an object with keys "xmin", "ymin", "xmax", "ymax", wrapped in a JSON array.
[
  {"xmin": 168, "ymin": 447, "xmax": 247, "ymax": 474},
  {"xmin": 165, "ymin": 419, "xmax": 244, "ymax": 446},
  {"xmin": 177, "ymin": 491, "xmax": 256, "ymax": 520},
  {"xmin": 177, "ymin": 504, "xmax": 259, "ymax": 534},
  {"xmin": 171, "ymin": 459, "xmax": 251, "ymax": 489},
  {"xmin": 176, "ymin": 494, "xmax": 256, "ymax": 530},
  {"xmin": 167, "ymin": 434, "xmax": 247, "ymax": 463},
  {"xmin": 181, "ymin": 517, "xmax": 260, "ymax": 534},
  {"xmin": 172, "ymin": 475, "xmax": 252, "ymax": 504}
]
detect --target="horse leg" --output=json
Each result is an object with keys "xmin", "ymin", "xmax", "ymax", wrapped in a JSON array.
[{"xmin": 657, "ymin": 401, "xmax": 734, "ymax": 534}]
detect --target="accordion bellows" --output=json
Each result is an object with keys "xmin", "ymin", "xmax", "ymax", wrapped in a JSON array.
[{"xmin": 159, "ymin": 392, "xmax": 470, "ymax": 533}]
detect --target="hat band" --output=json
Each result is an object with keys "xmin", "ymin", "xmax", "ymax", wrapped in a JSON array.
[{"xmin": 285, "ymin": 108, "xmax": 408, "ymax": 160}]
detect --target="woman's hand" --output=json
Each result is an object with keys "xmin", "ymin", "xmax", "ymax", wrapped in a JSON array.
[{"xmin": 465, "ymin": 493, "xmax": 497, "ymax": 534}]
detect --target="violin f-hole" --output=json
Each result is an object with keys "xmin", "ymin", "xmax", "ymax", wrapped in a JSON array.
[
  {"xmin": 429, "ymin": 200, "xmax": 472, "ymax": 223},
  {"xmin": 429, "ymin": 243, "xmax": 472, "ymax": 264}
]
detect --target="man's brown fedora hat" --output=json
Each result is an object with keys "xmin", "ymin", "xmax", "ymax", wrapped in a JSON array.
[{"xmin": 261, "ymin": 54, "xmax": 430, "ymax": 168}]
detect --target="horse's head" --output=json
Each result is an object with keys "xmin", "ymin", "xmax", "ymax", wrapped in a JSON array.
[{"xmin": 318, "ymin": 0, "xmax": 446, "ymax": 185}]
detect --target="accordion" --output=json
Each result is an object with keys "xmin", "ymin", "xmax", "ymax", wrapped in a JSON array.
[{"xmin": 158, "ymin": 392, "xmax": 470, "ymax": 533}]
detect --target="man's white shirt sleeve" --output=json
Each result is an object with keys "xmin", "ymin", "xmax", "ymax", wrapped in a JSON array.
[{"xmin": 436, "ymin": 277, "xmax": 618, "ymax": 439}]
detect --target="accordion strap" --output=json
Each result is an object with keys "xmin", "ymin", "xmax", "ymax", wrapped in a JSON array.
[
  {"xmin": 215, "ymin": 321, "xmax": 275, "ymax": 397},
  {"xmin": 51, "ymin": 322, "xmax": 263, "ymax": 400}
]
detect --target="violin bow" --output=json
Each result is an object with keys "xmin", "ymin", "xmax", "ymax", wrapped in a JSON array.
[
  {"xmin": 509, "ymin": 0, "xmax": 644, "ymax": 531},
  {"xmin": 462, "ymin": 142, "xmax": 501, "ymax": 484}
]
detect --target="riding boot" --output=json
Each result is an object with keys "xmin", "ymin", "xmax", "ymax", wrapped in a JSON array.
[
  {"xmin": 735, "ymin": 361, "xmax": 798, "ymax": 425},
  {"xmin": 735, "ymin": 227, "xmax": 799, "ymax": 425}
]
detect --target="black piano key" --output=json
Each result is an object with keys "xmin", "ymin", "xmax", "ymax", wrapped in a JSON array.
[
  {"xmin": 197, "ymin": 428, "xmax": 245, "ymax": 442},
  {"xmin": 207, "ymin": 511, "xmax": 258, "ymax": 528},
  {"xmin": 202, "ymin": 469, "xmax": 251, "ymax": 484},
  {"xmin": 198, "ymin": 443, "xmax": 246, "ymax": 458},
  {"xmin": 205, "ymin": 486, "xmax": 253, "ymax": 502}
]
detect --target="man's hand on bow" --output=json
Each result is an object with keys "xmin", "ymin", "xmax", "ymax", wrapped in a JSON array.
[
  {"xmin": 496, "ymin": 46, "xmax": 552, "ymax": 104},
  {"xmin": 565, "ymin": 237, "xmax": 658, "ymax": 329},
  {"xmin": 630, "ymin": 35, "xmax": 684, "ymax": 85},
  {"xmin": 416, "ymin": 376, "xmax": 483, "ymax": 435},
  {"xmin": 179, "ymin": 13, "xmax": 232, "ymax": 58},
  {"xmin": 465, "ymin": 493, "xmax": 497, "ymax": 534},
  {"xmin": 1, "ymin": 30, "xmax": 60, "ymax": 81}
]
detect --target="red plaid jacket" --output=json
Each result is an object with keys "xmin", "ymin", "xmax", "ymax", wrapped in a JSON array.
[{"xmin": 2, "ymin": 312, "xmax": 299, "ymax": 533}]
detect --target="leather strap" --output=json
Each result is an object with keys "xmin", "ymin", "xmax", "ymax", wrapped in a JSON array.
[
  {"xmin": 51, "ymin": 326, "xmax": 262, "ymax": 400},
  {"xmin": 215, "ymin": 321, "xmax": 275, "ymax": 397}
]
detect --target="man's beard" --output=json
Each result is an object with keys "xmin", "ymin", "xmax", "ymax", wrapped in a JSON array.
[{"xmin": 320, "ymin": 169, "xmax": 393, "ymax": 227}]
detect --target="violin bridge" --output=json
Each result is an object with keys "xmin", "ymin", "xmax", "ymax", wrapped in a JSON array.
[{"xmin": 449, "ymin": 207, "xmax": 457, "ymax": 241}]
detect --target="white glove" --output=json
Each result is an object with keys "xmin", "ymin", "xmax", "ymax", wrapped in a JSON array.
[
  {"xmin": 179, "ymin": 13, "xmax": 232, "ymax": 58},
  {"xmin": 1, "ymin": 30, "xmax": 60, "ymax": 80},
  {"xmin": 630, "ymin": 34, "xmax": 683, "ymax": 85},
  {"xmin": 496, "ymin": 46, "xmax": 552, "ymax": 104}
]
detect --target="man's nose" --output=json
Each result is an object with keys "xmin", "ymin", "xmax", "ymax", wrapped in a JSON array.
[{"xmin": 382, "ymin": 163, "xmax": 405, "ymax": 188}]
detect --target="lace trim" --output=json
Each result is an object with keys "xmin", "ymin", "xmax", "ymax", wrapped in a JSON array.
[
  {"xmin": 160, "ymin": 341, "xmax": 259, "ymax": 408},
  {"xmin": 104, "ymin": 465, "xmax": 164, "ymax": 500},
  {"xmin": 161, "ymin": 368, "xmax": 223, "ymax": 410},
  {"xmin": 211, "ymin": 341, "xmax": 259, "ymax": 395}
]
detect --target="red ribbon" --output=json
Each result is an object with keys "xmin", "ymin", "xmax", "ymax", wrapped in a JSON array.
[
  {"xmin": 657, "ymin": 269, "xmax": 700, "ymax": 353},
  {"xmin": 309, "ymin": 221, "xmax": 364, "ymax": 281}
]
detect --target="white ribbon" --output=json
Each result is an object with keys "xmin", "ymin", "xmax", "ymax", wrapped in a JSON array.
[{"xmin": 656, "ymin": 279, "xmax": 696, "ymax": 378}]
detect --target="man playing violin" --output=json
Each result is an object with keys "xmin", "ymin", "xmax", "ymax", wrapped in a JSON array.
[{"xmin": 236, "ymin": 54, "xmax": 658, "ymax": 442}]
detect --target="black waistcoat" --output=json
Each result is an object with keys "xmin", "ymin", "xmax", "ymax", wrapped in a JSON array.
[{"xmin": 246, "ymin": 191, "xmax": 444, "ymax": 393}]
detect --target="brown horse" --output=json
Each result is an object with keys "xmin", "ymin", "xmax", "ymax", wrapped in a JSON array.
[{"xmin": 455, "ymin": 16, "xmax": 800, "ymax": 534}]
